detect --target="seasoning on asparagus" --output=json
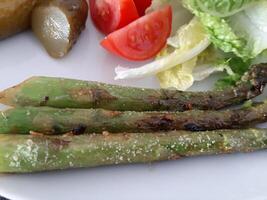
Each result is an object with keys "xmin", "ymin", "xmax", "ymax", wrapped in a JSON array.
[
  {"xmin": 0, "ymin": 128, "xmax": 266, "ymax": 173},
  {"xmin": 0, "ymin": 63, "xmax": 266, "ymax": 111},
  {"xmin": 1, "ymin": 102, "xmax": 267, "ymax": 135}
]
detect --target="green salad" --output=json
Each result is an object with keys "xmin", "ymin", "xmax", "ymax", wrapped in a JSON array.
[{"xmin": 115, "ymin": 0, "xmax": 267, "ymax": 90}]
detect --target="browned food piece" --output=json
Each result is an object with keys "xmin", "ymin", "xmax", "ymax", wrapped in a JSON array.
[
  {"xmin": 0, "ymin": 0, "xmax": 39, "ymax": 39},
  {"xmin": 31, "ymin": 0, "xmax": 88, "ymax": 58}
]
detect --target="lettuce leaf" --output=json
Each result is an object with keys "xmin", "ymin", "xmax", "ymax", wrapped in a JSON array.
[
  {"xmin": 215, "ymin": 57, "xmax": 251, "ymax": 89},
  {"xmin": 192, "ymin": 47, "xmax": 233, "ymax": 81},
  {"xmin": 228, "ymin": 2, "xmax": 267, "ymax": 58},
  {"xmin": 193, "ymin": 62, "xmax": 233, "ymax": 81},
  {"xmin": 252, "ymin": 50, "xmax": 267, "ymax": 64},
  {"xmin": 157, "ymin": 57, "xmax": 197, "ymax": 90},
  {"xmin": 197, "ymin": 13, "xmax": 250, "ymax": 59},
  {"xmin": 184, "ymin": 0, "xmax": 267, "ymax": 60},
  {"xmin": 157, "ymin": 45, "xmax": 233, "ymax": 90},
  {"xmin": 183, "ymin": 0, "xmax": 259, "ymax": 17}
]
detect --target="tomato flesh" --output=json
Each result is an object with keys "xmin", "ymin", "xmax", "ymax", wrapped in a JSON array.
[
  {"xmin": 101, "ymin": 37, "xmax": 121, "ymax": 57},
  {"xmin": 101, "ymin": 6, "xmax": 172, "ymax": 61},
  {"xmin": 89, "ymin": 0, "xmax": 139, "ymax": 35},
  {"xmin": 133, "ymin": 0, "xmax": 152, "ymax": 16}
]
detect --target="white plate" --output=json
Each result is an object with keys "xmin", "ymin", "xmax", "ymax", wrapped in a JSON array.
[{"xmin": 1, "ymin": 18, "xmax": 267, "ymax": 200}]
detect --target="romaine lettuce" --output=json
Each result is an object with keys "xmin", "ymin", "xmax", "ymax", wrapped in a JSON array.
[
  {"xmin": 157, "ymin": 45, "xmax": 233, "ymax": 90},
  {"xmin": 157, "ymin": 57, "xmax": 197, "ymax": 90},
  {"xmin": 183, "ymin": 0, "xmax": 259, "ymax": 17},
  {"xmin": 215, "ymin": 57, "xmax": 251, "ymax": 89},
  {"xmin": 184, "ymin": 0, "xmax": 267, "ymax": 60}
]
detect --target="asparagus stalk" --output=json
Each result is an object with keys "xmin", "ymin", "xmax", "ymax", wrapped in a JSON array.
[
  {"xmin": 1, "ymin": 128, "xmax": 267, "ymax": 173},
  {"xmin": 0, "ymin": 103, "xmax": 267, "ymax": 134},
  {"xmin": 0, "ymin": 63, "xmax": 266, "ymax": 111}
]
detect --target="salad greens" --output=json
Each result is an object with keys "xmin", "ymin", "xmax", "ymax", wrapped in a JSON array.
[
  {"xmin": 215, "ymin": 57, "xmax": 251, "ymax": 89},
  {"xmin": 187, "ymin": 0, "xmax": 267, "ymax": 60},
  {"xmin": 157, "ymin": 20, "xmax": 232, "ymax": 90},
  {"xmin": 253, "ymin": 50, "xmax": 267, "ymax": 64},
  {"xmin": 115, "ymin": 0, "xmax": 267, "ymax": 90},
  {"xmin": 183, "ymin": 0, "xmax": 259, "ymax": 17}
]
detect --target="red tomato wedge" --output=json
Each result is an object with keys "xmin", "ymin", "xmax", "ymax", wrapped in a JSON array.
[
  {"xmin": 133, "ymin": 0, "xmax": 152, "ymax": 16},
  {"xmin": 101, "ymin": 6, "xmax": 172, "ymax": 61},
  {"xmin": 101, "ymin": 37, "xmax": 122, "ymax": 57},
  {"xmin": 89, "ymin": 0, "xmax": 139, "ymax": 35}
]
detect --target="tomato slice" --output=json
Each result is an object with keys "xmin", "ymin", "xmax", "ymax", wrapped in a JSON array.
[
  {"xmin": 89, "ymin": 0, "xmax": 139, "ymax": 35},
  {"xmin": 100, "ymin": 37, "xmax": 122, "ymax": 57},
  {"xmin": 101, "ymin": 6, "xmax": 172, "ymax": 61},
  {"xmin": 133, "ymin": 0, "xmax": 152, "ymax": 16}
]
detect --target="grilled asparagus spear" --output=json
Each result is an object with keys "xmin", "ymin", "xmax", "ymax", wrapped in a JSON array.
[
  {"xmin": 0, "ymin": 102, "xmax": 267, "ymax": 135},
  {"xmin": 0, "ymin": 63, "xmax": 266, "ymax": 111},
  {"xmin": 1, "ymin": 128, "xmax": 267, "ymax": 173}
]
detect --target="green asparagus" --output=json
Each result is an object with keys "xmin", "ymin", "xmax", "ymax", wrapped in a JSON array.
[
  {"xmin": 0, "ymin": 63, "xmax": 266, "ymax": 111},
  {"xmin": 0, "ymin": 103, "xmax": 267, "ymax": 134},
  {"xmin": 1, "ymin": 129, "xmax": 267, "ymax": 173}
]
